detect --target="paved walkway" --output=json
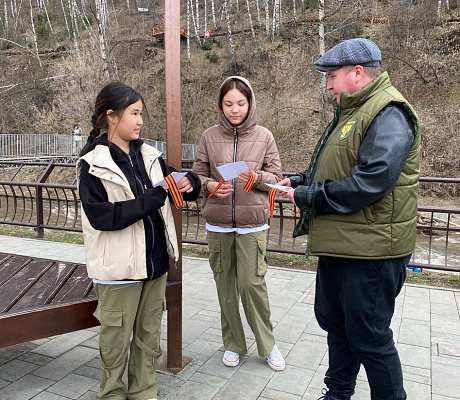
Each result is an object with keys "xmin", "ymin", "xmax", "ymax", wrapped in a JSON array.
[{"xmin": 0, "ymin": 235, "xmax": 459, "ymax": 400}]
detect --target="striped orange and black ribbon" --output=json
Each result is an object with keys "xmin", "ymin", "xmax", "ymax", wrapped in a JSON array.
[
  {"xmin": 243, "ymin": 170, "xmax": 257, "ymax": 192},
  {"xmin": 207, "ymin": 177, "xmax": 225, "ymax": 198},
  {"xmin": 164, "ymin": 174, "xmax": 184, "ymax": 208},
  {"xmin": 268, "ymin": 188, "xmax": 277, "ymax": 218}
]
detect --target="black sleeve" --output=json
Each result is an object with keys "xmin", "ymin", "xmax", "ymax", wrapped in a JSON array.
[
  {"xmin": 79, "ymin": 161, "xmax": 168, "ymax": 231},
  {"xmin": 294, "ymin": 105, "xmax": 415, "ymax": 217},
  {"xmin": 159, "ymin": 157, "xmax": 202, "ymax": 202}
]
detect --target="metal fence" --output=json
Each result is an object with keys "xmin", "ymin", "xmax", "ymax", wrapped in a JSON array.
[
  {"xmin": 0, "ymin": 134, "xmax": 197, "ymax": 161},
  {"xmin": 0, "ymin": 160, "xmax": 459, "ymax": 272}
]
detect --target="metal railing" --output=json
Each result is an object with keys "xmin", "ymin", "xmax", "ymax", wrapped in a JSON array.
[
  {"xmin": 0, "ymin": 160, "xmax": 459, "ymax": 272},
  {"xmin": 0, "ymin": 134, "xmax": 198, "ymax": 161}
]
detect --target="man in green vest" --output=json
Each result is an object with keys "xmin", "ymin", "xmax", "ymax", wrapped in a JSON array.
[{"xmin": 277, "ymin": 38, "xmax": 421, "ymax": 400}]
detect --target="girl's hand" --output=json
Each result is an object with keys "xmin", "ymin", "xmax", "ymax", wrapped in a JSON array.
[
  {"xmin": 177, "ymin": 176, "xmax": 193, "ymax": 193},
  {"xmin": 207, "ymin": 181, "xmax": 233, "ymax": 198},
  {"xmin": 238, "ymin": 171, "xmax": 254, "ymax": 184}
]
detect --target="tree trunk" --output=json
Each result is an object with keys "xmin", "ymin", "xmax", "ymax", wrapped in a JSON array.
[
  {"xmin": 223, "ymin": 0, "xmax": 236, "ymax": 66},
  {"xmin": 29, "ymin": 0, "xmax": 42, "ymax": 67},
  {"xmin": 264, "ymin": 0, "xmax": 270, "ymax": 37},
  {"xmin": 318, "ymin": 0, "xmax": 327, "ymax": 124},
  {"xmin": 187, "ymin": 0, "xmax": 191, "ymax": 60},
  {"xmin": 246, "ymin": 0, "xmax": 255, "ymax": 38}
]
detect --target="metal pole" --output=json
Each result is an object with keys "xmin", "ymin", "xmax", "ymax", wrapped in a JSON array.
[{"xmin": 164, "ymin": 0, "xmax": 183, "ymax": 370}]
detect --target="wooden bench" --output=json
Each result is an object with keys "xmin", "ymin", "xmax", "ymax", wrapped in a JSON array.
[{"xmin": 0, "ymin": 252, "xmax": 187, "ymax": 371}]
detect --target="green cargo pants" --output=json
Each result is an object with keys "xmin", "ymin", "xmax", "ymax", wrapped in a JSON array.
[
  {"xmin": 207, "ymin": 230, "xmax": 275, "ymax": 357},
  {"xmin": 93, "ymin": 273, "xmax": 166, "ymax": 400}
]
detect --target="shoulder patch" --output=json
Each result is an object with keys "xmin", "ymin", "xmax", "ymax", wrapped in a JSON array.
[{"xmin": 338, "ymin": 118, "xmax": 358, "ymax": 141}]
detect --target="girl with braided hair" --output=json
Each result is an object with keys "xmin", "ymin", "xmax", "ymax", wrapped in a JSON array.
[{"xmin": 77, "ymin": 81, "xmax": 201, "ymax": 400}]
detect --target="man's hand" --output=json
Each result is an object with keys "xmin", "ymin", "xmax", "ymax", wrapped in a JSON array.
[{"xmin": 276, "ymin": 178, "xmax": 296, "ymax": 205}]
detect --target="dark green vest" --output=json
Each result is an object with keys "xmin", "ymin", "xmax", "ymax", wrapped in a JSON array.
[{"xmin": 310, "ymin": 72, "xmax": 421, "ymax": 259}]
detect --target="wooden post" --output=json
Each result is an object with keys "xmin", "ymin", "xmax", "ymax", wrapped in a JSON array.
[{"xmin": 164, "ymin": 0, "xmax": 183, "ymax": 370}]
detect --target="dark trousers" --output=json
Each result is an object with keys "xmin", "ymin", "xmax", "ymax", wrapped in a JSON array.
[{"xmin": 314, "ymin": 255, "xmax": 410, "ymax": 400}]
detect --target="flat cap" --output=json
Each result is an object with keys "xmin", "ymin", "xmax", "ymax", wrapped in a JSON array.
[{"xmin": 315, "ymin": 38, "xmax": 382, "ymax": 72}]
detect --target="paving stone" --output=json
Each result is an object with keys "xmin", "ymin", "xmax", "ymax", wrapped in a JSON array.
[
  {"xmin": 32, "ymin": 346, "xmax": 99, "ymax": 381},
  {"xmin": 197, "ymin": 352, "xmax": 242, "ymax": 379},
  {"xmin": 404, "ymin": 379, "xmax": 431, "ymax": 400},
  {"xmin": 0, "ymin": 359, "xmax": 39, "ymax": 382},
  {"xmin": 398, "ymin": 318, "xmax": 430, "ymax": 347},
  {"xmin": 438, "ymin": 343, "xmax": 460, "ymax": 357},
  {"xmin": 398, "ymin": 343, "xmax": 431, "ymax": 369},
  {"xmin": 188, "ymin": 371, "xmax": 227, "ymax": 387},
  {"xmin": 0, "ymin": 374, "xmax": 54, "ymax": 400},
  {"xmin": 402, "ymin": 363, "xmax": 431, "ymax": 385},
  {"xmin": 166, "ymin": 379, "xmax": 220, "ymax": 399},
  {"xmin": 46, "ymin": 373, "xmax": 99, "ymax": 399},
  {"xmin": 286, "ymin": 333, "xmax": 327, "ymax": 371},
  {"xmin": 157, "ymin": 373, "xmax": 186, "ymax": 399},
  {"xmin": 273, "ymin": 313, "xmax": 309, "ymax": 345},
  {"xmin": 32, "ymin": 330, "xmax": 99, "ymax": 358},
  {"xmin": 431, "ymin": 314, "xmax": 460, "ymax": 334},
  {"xmin": 18, "ymin": 352, "xmax": 53, "ymax": 366},
  {"xmin": 73, "ymin": 365, "xmax": 100, "ymax": 380},
  {"xmin": 212, "ymin": 370, "xmax": 269, "ymax": 400},
  {"xmin": 259, "ymin": 387, "xmax": 301, "ymax": 400},
  {"xmin": 432, "ymin": 356, "xmax": 460, "ymax": 398},
  {"xmin": 33, "ymin": 391, "xmax": 74, "ymax": 399},
  {"xmin": 183, "ymin": 338, "xmax": 223, "ymax": 357},
  {"xmin": 0, "ymin": 342, "xmax": 38, "ymax": 365},
  {"xmin": 0, "ymin": 378, "xmax": 10, "ymax": 389},
  {"xmin": 267, "ymin": 365, "xmax": 313, "ymax": 395}
]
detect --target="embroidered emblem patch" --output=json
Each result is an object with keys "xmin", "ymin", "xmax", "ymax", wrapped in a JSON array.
[{"xmin": 338, "ymin": 118, "xmax": 358, "ymax": 140}]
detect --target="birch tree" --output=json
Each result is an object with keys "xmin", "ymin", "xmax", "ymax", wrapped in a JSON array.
[
  {"xmin": 29, "ymin": 0, "xmax": 42, "ymax": 67},
  {"xmin": 186, "ymin": 0, "xmax": 191, "ymax": 60},
  {"xmin": 68, "ymin": 0, "xmax": 79, "ymax": 53},
  {"xmin": 94, "ymin": 0, "xmax": 111, "ymax": 78},
  {"xmin": 246, "ymin": 0, "xmax": 255, "ymax": 38},
  {"xmin": 40, "ymin": 0, "xmax": 55, "ymax": 36},
  {"xmin": 318, "ymin": 0, "xmax": 327, "ymax": 124},
  {"xmin": 3, "ymin": 0, "xmax": 8, "ymax": 34},
  {"xmin": 189, "ymin": 0, "xmax": 202, "ymax": 46},
  {"xmin": 223, "ymin": 0, "xmax": 236, "ymax": 66},
  {"xmin": 264, "ymin": 0, "xmax": 270, "ymax": 37},
  {"xmin": 255, "ymin": 0, "xmax": 261, "ymax": 26},
  {"xmin": 204, "ymin": 0, "xmax": 207, "ymax": 37},
  {"xmin": 59, "ymin": 0, "xmax": 71, "ymax": 39},
  {"xmin": 195, "ymin": 0, "xmax": 200, "ymax": 35},
  {"xmin": 272, "ymin": 0, "xmax": 281, "ymax": 39},
  {"xmin": 210, "ymin": 0, "xmax": 216, "ymax": 29}
]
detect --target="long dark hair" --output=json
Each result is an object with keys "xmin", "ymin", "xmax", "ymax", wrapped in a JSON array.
[{"xmin": 79, "ymin": 81, "xmax": 149, "ymax": 156}]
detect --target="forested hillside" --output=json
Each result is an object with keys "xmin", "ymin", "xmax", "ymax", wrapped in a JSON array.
[{"xmin": 0, "ymin": 0, "xmax": 459, "ymax": 177}]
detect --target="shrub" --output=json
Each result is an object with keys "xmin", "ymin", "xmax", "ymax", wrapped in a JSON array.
[
  {"xmin": 205, "ymin": 50, "xmax": 219, "ymax": 63},
  {"xmin": 201, "ymin": 41, "xmax": 212, "ymax": 50}
]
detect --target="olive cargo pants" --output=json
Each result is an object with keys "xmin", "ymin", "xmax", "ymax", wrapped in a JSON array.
[
  {"xmin": 93, "ymin": 273, "xmax": 166, "ymax": 400},
  {"xmin": 207, "ymin": 230, "xmax": 275, "ymax": 357}
]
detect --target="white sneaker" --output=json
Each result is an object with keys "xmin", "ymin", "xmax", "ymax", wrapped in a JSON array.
[
  {"xmin": 266, "ymin": 344, "xmax": 285, "ymax": 371},
  {"xmin": 223, "ymin": 350, "xmax": 240, "ymax": 367}
]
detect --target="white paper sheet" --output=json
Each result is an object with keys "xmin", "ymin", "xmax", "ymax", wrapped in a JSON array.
[
  {"xmin": 217, "ymin": 161, "xmax": 249, "ymax": 181},
  {"xmin": 265, "ymin": 183, "xmax": 294, "ymax": 192},
  {"xmin": 153, "ymin": 171, "xmax": 188, "ymax": 187}
]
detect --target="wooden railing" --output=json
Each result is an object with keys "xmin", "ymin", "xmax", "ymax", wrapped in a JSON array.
[{"xmin": 1, "ymin": 160, "xmax": 459, "ymax": 272}]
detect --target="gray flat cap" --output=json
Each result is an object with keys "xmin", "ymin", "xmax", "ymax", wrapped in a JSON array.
[{"xmin": 315, "ymin": 38, "xmax": 382, "ymax": 72}]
